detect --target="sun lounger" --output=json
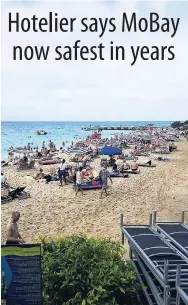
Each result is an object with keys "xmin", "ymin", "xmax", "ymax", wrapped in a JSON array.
[
  {"xmin": 110, "ymin": 172, "xmax": 129, "ymax": 178},
  {"xmin": 121, "ymin": 221, "xmax": 188, "ymax": 305},
  {"xmin": 152, "ymin": 150, "xmax": 170, "ymax": 154},
  {"xmin": 17, "ymin": 160, "xmax": 28, "ymax": 170},
  {"xmin": 123, "ymin": 169, "xmax": 140, "ymax": 174},
  {"xmin": 135, "ymin": 153, "xmax": 150, "ymax": 157},
  {"xmin": 17, "ymin": 159, "xmax": 35, "ymax": 170},
  {"xmin": 138, "ymin": 164, "xmax": 156, "ymax": 168},
  {"xmin": 153, "ymin": 211, "xmax": 188, "ymax": 266},
  {"xmin": 1, "ymin": 161, "xmax": 9, "ymax": 167},
  {"xmin": 125, "ymin": 156, "xmax": 138, "ymax": 161},
  {"xmin": 154, "ymin": 157, "xmax": 170, "ymax": 161},
  {"xmin": 69, "ymin": 156, "xmax": 83, "ymax": 162},
  {"xmin": 28, "ymin": 160, "xmax": 35, "ymax": 169},
  {"xmin": 1, "ymin": 186, "xmax": 12, "ymax": 204},
  {"xmin": 1, "ymin": 195, "xmax": 12, "ymax": 204},
  {"xmin": 8, "ymin": 187, "xmax": 30, "ymax": 201}
]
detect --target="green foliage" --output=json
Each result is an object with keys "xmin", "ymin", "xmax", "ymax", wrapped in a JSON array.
[
  {"xmin": 171, "ymin": 120, "xmax": 188, "ymax": 129},
  {"xmin": 171, "ymin": 121, "xmax": 183, "ymax": 128},
  {"xmin": 183, "ymin": 121, "xmax": 188, "ymax": 130},
  {"xmin": 40, "ymin": 235, "xmax": 140, "ymax": 305}
]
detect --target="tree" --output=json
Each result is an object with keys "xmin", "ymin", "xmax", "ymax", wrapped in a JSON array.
[
  {"xmin": 183, "ymin": 120, "xmax": 188, "ymax": 126},
  {"xmin": 171, "ymin": 121, "xmax": 183, "ymax": 128}
]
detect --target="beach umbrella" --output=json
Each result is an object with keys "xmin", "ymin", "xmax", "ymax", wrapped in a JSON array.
[
  {"xmin": 66, "ymin": 147, "xmax": 88, "ymax": 154},
  {"xmin": 8, "ymin": 149, "xmax": 30, "ymax": 154},
  {"xmin": 99, "ymin": 146, "xmax": 122, "ymax": 155}
]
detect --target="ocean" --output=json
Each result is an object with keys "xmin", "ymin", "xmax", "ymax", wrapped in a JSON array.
[{"xmin": 1, "ymin": 121, "xmax": 172, "ymax": 158}]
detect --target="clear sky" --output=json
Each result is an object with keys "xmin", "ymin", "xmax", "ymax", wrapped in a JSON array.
[{"xmin": 1, "ymin": 0, "xmax": 188, "ymax": 121}]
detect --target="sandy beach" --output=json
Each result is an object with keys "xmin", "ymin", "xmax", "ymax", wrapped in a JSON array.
[{"xmin": 1, "ymin": 138, "xmax": 188, "ymax": 245}]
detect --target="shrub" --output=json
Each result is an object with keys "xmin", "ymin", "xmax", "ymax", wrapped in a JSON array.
[{"xmin": 40, "ymin": 235, "xmax": 140, "ymax": 305}]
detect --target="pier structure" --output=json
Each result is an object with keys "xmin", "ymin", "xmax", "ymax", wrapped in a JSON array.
[{"xmin": 81, "ymin": 125, "xmax": 162, "ymax": 132}]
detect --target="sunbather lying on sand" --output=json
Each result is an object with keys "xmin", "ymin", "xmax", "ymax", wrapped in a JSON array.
[{"xmin": 44, "ymin": 174, "xmax": 59, "ymax": 184}]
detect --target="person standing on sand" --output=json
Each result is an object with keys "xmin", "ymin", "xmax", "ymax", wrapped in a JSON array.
[
  {"xmin": 6, "ymin": 212, "xmax": 25, "ymax": 245},
  {"xmin": 75, "ymin": 167, "xmax": 84, "ymax": 197},
  {"xmin": 58, "ymin": 159, "xmax": 68, "ymax": 186},
  {"xmin": 99, "ymin": 166, "xmax": 113, "ymax": 199},
  {"xmin": 49, "ymin": 140, "xmax": 53, "ymax": 151}
]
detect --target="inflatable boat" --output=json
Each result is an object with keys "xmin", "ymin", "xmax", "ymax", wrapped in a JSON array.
[
  {"xmin": 39, "ymin": 160, "xmax": 57, "ymax": 165},
  {"xmin": 73, "ymin": 178, "xmax": 103, "ymax": 190},
  {"xmin": 37, "ymin": 130, "xmax": 47, "ymax": 135},
  {"xmin": 82, "ymin": 179, "xmax": 103, "ymax": 190}
]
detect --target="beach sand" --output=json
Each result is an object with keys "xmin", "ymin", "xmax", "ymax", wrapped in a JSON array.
[{"xmin": 1, "ymin": 138, "xmax": 188, "ymax": 248}]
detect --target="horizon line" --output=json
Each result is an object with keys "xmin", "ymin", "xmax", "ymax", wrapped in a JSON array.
[{"xmin": 1, "ymin": 120, "xmax": 175, "ymax": 123}]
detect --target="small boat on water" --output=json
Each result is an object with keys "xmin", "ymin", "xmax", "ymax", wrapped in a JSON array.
[{"xmin": 37, "ymin": 130, "xmax": 47, "ymax": 135}]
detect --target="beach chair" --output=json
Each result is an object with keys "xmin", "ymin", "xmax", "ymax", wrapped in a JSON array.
[
  {"xmin": 28, "ymin": 160, "xmax": 35, "ymax": 169},
  {"xmin": 1, "ymin": 186, "xmax": 12, "ymax": 204},
  {"xmin": 17, "ymin": 160, "xmax": 28, "ymax": 170},
  {"xmin": 8, "ymin": 186, "xmax": 31, "ymax": 200}
]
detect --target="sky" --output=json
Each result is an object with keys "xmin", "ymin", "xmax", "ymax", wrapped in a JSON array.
[{"xmin": 1, "ymin": 0, "xmax": 188, "ymax": 121}]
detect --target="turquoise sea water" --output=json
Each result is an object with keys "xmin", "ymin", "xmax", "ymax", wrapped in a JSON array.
[{"xmin": 1, "ymin": 121, "xmax": 172, "ymax": 158}]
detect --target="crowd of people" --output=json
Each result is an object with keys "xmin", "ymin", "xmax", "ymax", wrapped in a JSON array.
[
  {"xmin": 3, "ymin": 153, "xmax": 142, "ymax": 246},
  {"xmin": 2, "ymin": 128, "xmax": 185, "ymax": 247},
  {"xmin": 3, "ymin": 128, "xmax": 181, "ymax": 203},
  {"xmin": 32, "ymin": 154, "xmax": 141, "ymax": 199}
]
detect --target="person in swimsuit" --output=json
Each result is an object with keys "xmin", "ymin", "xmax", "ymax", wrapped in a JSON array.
[
  {"xmin": 130, "ymin": 159, "xmax": 138, "ymax": 171},
  {"xmin": 121, "ymin": 160, "xmax": 130, "ymax": 172},
  {"xmin": 6, "ymin": 212, "xmax": 25, "ymax": 245}
]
